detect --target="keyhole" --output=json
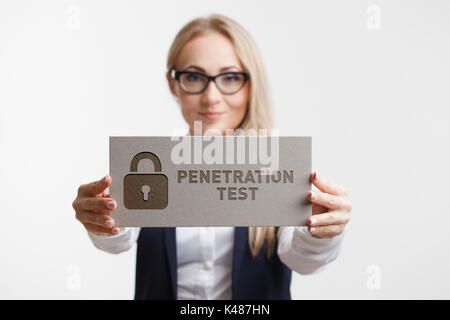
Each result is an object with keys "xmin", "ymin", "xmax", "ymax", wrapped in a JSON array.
[{"xmin": 141, "ymin": 185, "xmax": 151, "ymax": 201}]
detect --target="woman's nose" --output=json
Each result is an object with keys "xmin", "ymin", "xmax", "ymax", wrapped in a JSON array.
[{"xmin": 201, "ymin": 80, "xmax": 222, "ymax": 106}]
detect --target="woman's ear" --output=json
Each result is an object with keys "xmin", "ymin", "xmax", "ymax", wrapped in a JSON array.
[{"xmin": 166, "ymin": 72, "xmax": 178, "ymax": 99}]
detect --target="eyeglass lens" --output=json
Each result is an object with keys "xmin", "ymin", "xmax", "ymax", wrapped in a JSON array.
[{"xmin": 179, "ymin": 72, "xmax": 246, "ymax": 94}]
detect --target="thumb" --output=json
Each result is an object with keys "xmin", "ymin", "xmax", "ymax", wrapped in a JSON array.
[{"xmin": 79, "ymin": 175, "xmax": 112, "ymax": 197}]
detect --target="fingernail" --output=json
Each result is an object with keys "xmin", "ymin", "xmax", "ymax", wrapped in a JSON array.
[
  {"xmin": 106, "ymin": 200, "xmax": 116, "ymax": 209},
  {"xmin": 310, "ymin": 218, "xmax": 317, "ymax": 226},
  {"xmin": 105, "ymin": 220, "xmax": 113, "ymax": 228},
  {"xmin": 314, "ymin": 171, "xmax": 318, "ymax": 180},
  {"xmin": 310, "ymin": 227, "xmax": 316, "ymax": 233},
  {"xmin": 112, "ymin": 228, "xmax": 119, "ymax": 234},
  {"xmin": 310, "ymin": 191, "xmax": 317, "ymax": 200},
  {"xmin": 102, "ymin": 175, "xmax": 108, "ymax": 182}
]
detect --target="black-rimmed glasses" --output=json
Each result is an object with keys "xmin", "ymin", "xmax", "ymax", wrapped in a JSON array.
[{"xmin": 170, "ymin": 69, "xmax": 249, "ymax": 95}]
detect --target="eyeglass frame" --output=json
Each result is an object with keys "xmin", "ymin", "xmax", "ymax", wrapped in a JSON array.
[{"xmin": 169, "ymin": 68, "xmax": 250, "ymax": 95}]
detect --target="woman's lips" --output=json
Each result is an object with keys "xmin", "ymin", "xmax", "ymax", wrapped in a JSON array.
[{"xmin": 198, "ymin": 111, "xmax": 225, "ymax": 120}]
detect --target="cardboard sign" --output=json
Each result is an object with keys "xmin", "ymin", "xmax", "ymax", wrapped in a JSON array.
[{"xmin": 109, "ymin": 136, "xmax": 311, "ymax": 227}]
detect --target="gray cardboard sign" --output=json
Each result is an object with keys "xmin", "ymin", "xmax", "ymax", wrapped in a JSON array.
[{"xmin": 109, "ymin": 136, "xmax": 311, "ymax": 227}]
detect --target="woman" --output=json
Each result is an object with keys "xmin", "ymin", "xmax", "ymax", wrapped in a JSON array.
[{"xmin": 72, "ymin": 14, "xmax": 352, "ymax": 299}]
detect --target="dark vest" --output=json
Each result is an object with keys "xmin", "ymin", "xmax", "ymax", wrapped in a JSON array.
[{"xmin": 134, "ymin": 227, "xmax": 292, "ymax": 300}]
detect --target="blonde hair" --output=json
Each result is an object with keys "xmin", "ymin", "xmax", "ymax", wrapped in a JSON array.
[{"xmin": 166, "ymin": 13, "xmax": 277, "ymax": 259}]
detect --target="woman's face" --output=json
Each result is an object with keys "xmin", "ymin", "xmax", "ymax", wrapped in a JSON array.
[{"xmin": 168, "ymin": 31, "xmax": 249, "ymax": 135}]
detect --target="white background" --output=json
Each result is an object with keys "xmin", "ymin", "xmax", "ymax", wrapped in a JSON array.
[{"xmin": 1, "ymin": 0, "xmax": 449, "ymax": 299}]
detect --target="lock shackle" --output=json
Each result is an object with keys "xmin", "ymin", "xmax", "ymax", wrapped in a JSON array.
[{"xmin": 130, "ymin": 152, "xmax": 161, "ymax": 172}]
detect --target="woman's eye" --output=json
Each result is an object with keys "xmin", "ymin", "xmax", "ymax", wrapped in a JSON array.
[
  {"xmin": 223, "ymin": 74, "xmax": 240, "ymax": 82},
  {"xmin": 186, "ymin": 74, "xmax": 202, "ymax": 82}
]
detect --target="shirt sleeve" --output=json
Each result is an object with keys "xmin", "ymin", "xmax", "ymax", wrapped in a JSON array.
[
  {"xmin": 277, "ymin": 226, "xmax": 345, "ymax": 275},
  {"xmin": 87, "ymin": 227, "xmax": 141, "ymax": 254}
]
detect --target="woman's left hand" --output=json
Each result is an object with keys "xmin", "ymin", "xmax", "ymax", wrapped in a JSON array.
[{"xmin": 307, "ymin": 171, "xmax": 352, "ymax": 239}]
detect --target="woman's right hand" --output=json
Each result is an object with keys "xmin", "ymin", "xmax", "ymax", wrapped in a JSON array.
[{"xmin": 72, "ymin": 175, "xmax": 120, "ymax": 236}]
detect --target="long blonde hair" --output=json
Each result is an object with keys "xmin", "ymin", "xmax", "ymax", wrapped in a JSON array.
[{"xmin": 166, "ymin": 14, "xmax": 277, "ymax": 259}]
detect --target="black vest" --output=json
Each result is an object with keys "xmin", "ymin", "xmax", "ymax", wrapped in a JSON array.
[{"xmin": 135, "ymin": 227, "xmax": 292, "ymax": 299}]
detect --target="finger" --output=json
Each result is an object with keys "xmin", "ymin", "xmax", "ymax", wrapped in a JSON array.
[
  {"xmin": 308, "ymin": 224, "xmax": 345, "ymax": 239},
  {"xmin": 100, "ymin": 190, "xmax": 111, "ymax": 198},
  {"xmin": 308, "ymin": 190, "xmax": 352, "ymax": 211},
  {"xmin": 83, "ymin": 223, "xmax": 120, "ymax": 236},
  {"xmin": 311, "ymin": 171, "xmax": 349, "ymax": 197},
  {"xmin": 76, "ymin": 210, "xmax": 115, "ymax": 228},
  {"xmin": 312, "ymin": 203, "xmax": 327, "ymax": 215},
  {"xmin": 308, "ymin": 210, "xmax": 350, "ymax": 227},
  {"xmin": 78, "ymin": 175, "xmax": 111, "ymax": 197},
  {"xmin": 75, "ymin": 197, "xmax": 117, "ymax": 213}
]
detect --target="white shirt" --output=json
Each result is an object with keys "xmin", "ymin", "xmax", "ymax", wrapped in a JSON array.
[
  {"xmin": 176, "ymin": 227, "xmax": 234, "ymax": 299},
  {"xmin": 88, "ymin": 226, "xmax": 345, "ymax": 299}
]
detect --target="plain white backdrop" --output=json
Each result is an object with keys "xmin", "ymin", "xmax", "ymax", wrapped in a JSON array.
[{"xmin": 1, "ymin": 0, "xmax": 449, "ymax": 299}]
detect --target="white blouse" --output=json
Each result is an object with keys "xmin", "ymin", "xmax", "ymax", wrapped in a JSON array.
[{"xmin": 88, "ymin": 225, "xmax": 345, "ymax": 299}]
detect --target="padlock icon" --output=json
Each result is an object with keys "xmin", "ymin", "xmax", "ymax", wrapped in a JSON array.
[{"xmin": 123, "ymin": 152, "xmax": 168, "ymax": 209}]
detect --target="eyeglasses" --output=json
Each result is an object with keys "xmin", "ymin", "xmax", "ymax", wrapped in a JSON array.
[{"xmin": 170, "ymin": 69, "xmax": 249, "ymax": 95}]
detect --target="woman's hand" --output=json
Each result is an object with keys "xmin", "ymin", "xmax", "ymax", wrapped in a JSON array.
[
  {"xmin": 307, "ymin": 171, "xmax": 352, "ymax": 239},
  {"xmin": 72, "ymin": 175, "xmax": 120, "ymax": 236}
]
